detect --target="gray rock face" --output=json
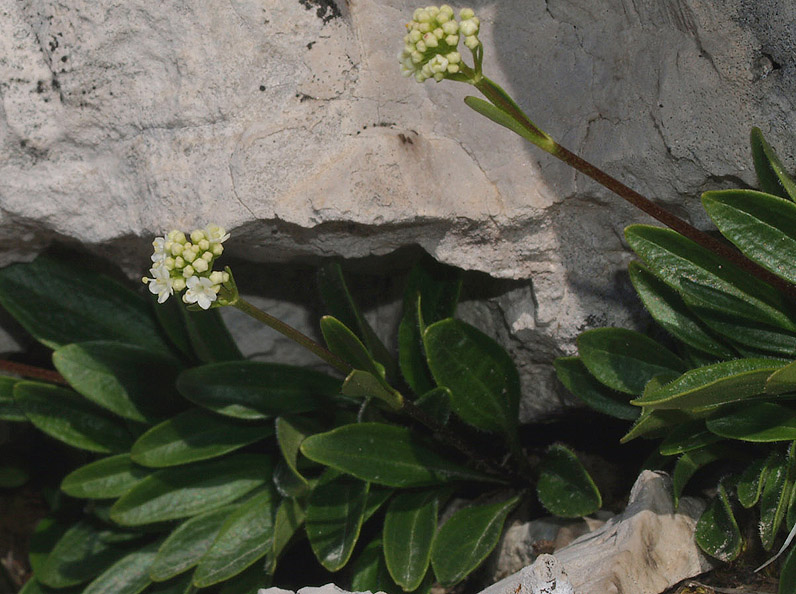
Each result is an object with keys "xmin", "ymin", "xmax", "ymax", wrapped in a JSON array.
[
  {"xmin": 1, "ymin": 0, "xmax": 793, "ymax": 418},
  {"xmin": 480, "ymin": 471, "xmax": 718, "ymax": 594}
]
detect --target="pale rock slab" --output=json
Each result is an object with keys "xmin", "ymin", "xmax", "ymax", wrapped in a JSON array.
[
  {"xmin": 258, "ymin": 583, "xmax": 385, "ymax": 594},
  {"xmin": 479, "ymin": 471, "xmax": 718, "ymax": 594},
  {"xmin": 1, "ymin": 0, "xmax": 794, "ymax": 418}
]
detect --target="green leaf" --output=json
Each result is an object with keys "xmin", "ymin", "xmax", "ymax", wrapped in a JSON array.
[
  {"xmin": 625, "ymin": 224, "xmax": 796, "ymax": 331},
  {"xmin": 306, "ymin": 471, "xmax": 369, "ymax": 572},
  {"xmin": 431, "ymin": 496, "xmax": 520, "ymax": 587},
  {"xmin": 342, "ymin": 369, "xmax": 404, "ymax": 410},
  {"xmin": 317, "ymin": 262, "xmax": 396, "ymax": 380},
  {"xmin": 737, "ymin": 456, "xmax": 769, "ymax": 508},
  {"xmin": 398, "ymin": 255, "xmax": 462, "ymax": 395},
  {"xmin": 351, "ymin": 537, "xmax": 401, "ymax": 594},
  {"xmin": 0, "ymin": 254, "xmax": 172, "ymax": 354},
  {"xmin": 301, "ymin": 423, "xmax": 500, "ymax": 487},
  {"xmin": 217, "ymin": 563, "xmax": 267, "ymax": 594},
  {"xmin": 695, "ymin": 483, "xmax": 742, "ymax": 562},
  {"xmin": 672, "ymin": 445, "xmax": 727, "ymax": 505},
  {"xmin": 751, "ymin": 127, "xmax": 796, "ymax": 202},
  {"xmin": 177, "ymin": 361, "xmax": 341, "ymax": 419},
  {"xmin": 706, "ymin": 403, "xmax": 796, "ymax": 442},
  {"xmin": 83, "ymin": 539, "xmax": 161, "ymax": 594},
  {"xmin": 678, "ymin": 278, "xmax": 796, "ymax": 356},
  {"xmin": 131, "ymin": 408, "xmax": 272, "ymax": 468},
  {"xmin": 52, "ymin": 341, "xmax": 182, "ymax": 423},
  {"xmin": 577, "ymin": 328, "xmax": 685, "ymax": 395},
  {"xmin": 765, "ymin": 359, "xmax": 796, "ymax": 395},
  {"xmin": 423, "ymin": 318, "xmax": 519, "ymax": 436},
  {"xmin": 61, "ymin": 454, "xmax": 148, "ymax": 499},
  {"xmin": 18, "ymin": 578, "xmax": 81, "ymax": 594},
  {"xmin": 760, "ymin": 450, "xmax": 793, "ymax": 550},
  {"xmin": 658, "ymin": 420, "xmax": 721, "ymax": 455},
  {"xmin": 0, "ymin": 376, "xmax": 25, "ymax": 421},
  {"xmin": 415, "ymin": 387, "xmax": 452, "ymax": 425},
  {"xmin": 320, "ymin": 315, "xmax": 385, "ymax": 378},
  {"xmin": 780, "ymin": 539, "xmax": 796, "ymax": 594},
  {"xmin": 149, "ymin": 505, "xmax": 236, "ymax": 582},
  {"xmin": 193, "ymin": 488, "xmax": 278, "ymax": 587},
  {"xmin": 383, "ymin": 490, "xmax": 438, "ymax": 590},
  {"xmin": 14, "ymin": 381, "xmax": 133, "ymax": 453},
  {"xmin": 181, "ymin": 307, "xmax": 243, "ymax": 363},
  {"xmin": 29, "ymin": 518, "xmax": 71, "ymax": 578},
  {"xmin": 147, "ymin": 574, "xmax": 194, "ymax": 594},
  {"xmin": 464, "ymin": 96, "xmax": 549, "ymax": 147},
  {"xmin": 273, "ymin": 459, "xmax": 309, "ymax": 498},
  {"xmin": 38, "ymin": 520, "xmax": 143, "ymax": 588},
  {"xmin": 702, "ymin": 189, "xmax": 796, "ymax": 285},
  {"xmin": 275, "ymin": 416, "xmax": 318, "ymax": 493},
  {"xmin": 110, "ymin": 454, "xmax": 271, "ymax": 526},
  {"xmin": 631, "ymin": 358, "xmax": 784, "ymax": 410},
  {"xmin": 554, "ymin": 357, "xmax": 639, "ymax": 421},
  {"xmin": 536, "ymin": 445, "xmax": 601, "ymax": 517},
  {"xmin": 364, "ymin": 487, "xmax": 395, "ymax": 521},
  {"xmin": 628, "ymin": 262, "xmax": 734, "ymax": 358},
  {"xmin": 620, "ymin": 373, "xmax": 692, "ymax": 442},
  {"xmin": 267, "ymin": 497, "xmax": 305, "ymax": 574}
]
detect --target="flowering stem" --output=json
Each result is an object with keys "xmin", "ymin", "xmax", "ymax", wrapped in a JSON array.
[
  {"xmin": 231, "ymin": 297, "xmax": 353, "ymax": 375},
  {"xmin": 470, "ymin": 75, "xmax": 796, "ymax": 300}
]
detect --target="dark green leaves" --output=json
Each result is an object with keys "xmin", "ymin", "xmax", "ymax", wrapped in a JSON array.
[
  {"xmin": 431, "ymin": 496, "xmax": 519, "ymax": 587},
  {"xmin": 0, "ymin": 254, "xmax": 171, "ymax": 354},
  {"xmin": 554, "ymin": 357, "xmax": 638, "ymax": 421},
  {"xmin": 61, "ymin": 454, "xmax": 148, "ymax": 499},
  {"xmin": 383, "ymin": 490, "xmax": 439, "ymax": 590},
  {"xmin": 750, "ymin": 127, "xmax": 796, "ymax": 202},
  {"xmin": 111, "ymin": 454, "xmax": 271, "ymax": 526},
  {"xmin": 577, "ymin": 328, "xmax": 685, "ymax": 395},
  {"xmin": 536, "ymin": 445, "xmax": 601, "ymax": 517},
  {"xmin": 14, "ymin": 382, "xmax": 133, "ymax": 453},
  {"xmin": 301, "ymin": 423, "xmax": 498, "ymax": 487},
  {"xmin": 706, "ymin": 403, "xmax": 796, "ymax": 442},
  {"xmin": 131, "ymin": 408, "xmax": 272, "ymax": 467},
  {"xmin": 306, "ymin": 472, "xmax": 369, "ymax": 572},
  {"xmin": 423, "ymin": 319, "xmax": 519, "ymax": 436},
  {"xmin": 177, "ymin": 362, "xmax": 340, "ymax": 420},
  {"xmin": 695, "ymin": 483, "xmax": 741, "ymax": 562},
  {"xmin": 53, "ymin": 341, "xmax": 182, "ymax": 423}
]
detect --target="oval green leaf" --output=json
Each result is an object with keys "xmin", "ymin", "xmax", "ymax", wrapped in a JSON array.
[
  {"xmin": 431, "ymin": 496, "xmax": 520, "ymax": 587},
  {"xmin": 53, "ymin": 341, "xmax": 182, "ymax": 423},
  {"xmin": 61, "ymin": 454, "xmax": 149, "ymax": 499},
  {"xmin": 737, "ymin": 456, "xmax": 769, "ymax": 509},
  {"xmin": 131, "ymin": 408, "xmax": 272, "ymax": 468},
  {"xmin": 0, "ymin": 254, "xmax": 171, "ymax": 354},
  {"xmin": 306, "ymin": 472, "xmax": 369, "ymax": 572},
  {"xmin": 149, "ymin": 505, "xmax": 236, "ymax": 582},
  {"xmin": 766, "ymin": 359, "xmax": 796, "ymax": 395},
  {"xmin": 83, "ymin": 539, "xmax": 161, "ymax": 594},
  {"xmin": 110, "ymin": 454, "xmax": 272, "ymax": 526},
  {"xmin": 193, "ymin": 488, "xmax": 278, "ymax": 587},
  {"xmin": 267, "ymin": 497, "xmax": 306, "ymax": 574},
  {"xmin": 320, "ymin": 315, "xmax": 385, "ymax": 378},
  {"xmin": 536, "ymin": 445, "xmax": 601, "ymax": 518},
  {"xmin": 554, "ymin": 357, "xmax": 639, "ymax": 421},
  {"xmin": 14, "ymin": 382, "xmax": 133, "ymax": 453},
  {"xmin": 423, "ymin": 318, "xmax": 519, "ymax": 435},
  {"xmin": 383, "ymin": 490, "xmax": 438, "ymax": 590},
  {"xmin": 177, "ymin": 361, "xmax": 341, "ymax": 419},
  {"xmin": 300, "ymin": 423, "xmax": 500, "ymax": 487},
  {"xmin": 342, "ymin": 369, "xmax": 403, "ymax": 410},
  {"xmin": 760, "ymin": 451, "xmax": 792, "ymax": 551},
  {"xmin": 659, "ymin": 420, "xmax": 721, "ymax": 455},
  {"xmin": 707, "ymin": 403, "xmax": 796, "ymax": 442},
  {"xmin": 631, "ymin": 358, "xmax": 783, "ymax": 410},
  {"xmin": 695, "ymin": 483, "xmax": 741, "ymax": 562},
  {"xmin": 351, "ymin": 537, "xmax": 400, "ymax": 594},
  {"xmin": 751, "ymin": 127, "xmax": 796, "ymax": 202},
  {"xmin": 672, "ymin": 445, "xmax": 727, "ymax": 505},
  {"xmin": 628, "ymin": 262, "xmax": 734, "ymax": 358},
  {"xmin": 577, "ymin": 327, "xmax": 685, "ymax": 395}
]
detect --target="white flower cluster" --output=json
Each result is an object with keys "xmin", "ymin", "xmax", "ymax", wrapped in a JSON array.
[
  {"xmin": 142, "ymin": 224, "xmax": 231, "ymax": 310},
  {"xmin": 399, "ymin": 5, "xmax": 480, "ymax": 82}
]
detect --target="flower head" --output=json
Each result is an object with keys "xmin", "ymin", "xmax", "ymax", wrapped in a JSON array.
[
  {"xmin": 399, "ymin": 5, "xmax": 480, "ymax": 83},
  {"xmin": 143, "ymin": 223, "xmax": 233, "ymax": 309}
]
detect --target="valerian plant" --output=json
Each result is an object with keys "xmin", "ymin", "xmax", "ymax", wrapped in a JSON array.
[
  {"xmin": 400, "ymin": 4, "xmax": 796, "ymax": 589},
  {"xmin": 0, "ymin": 234, "xmax": 602, "ymax": 593}
]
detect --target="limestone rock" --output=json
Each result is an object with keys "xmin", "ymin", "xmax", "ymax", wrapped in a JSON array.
[
  {"xmin": 1, "ymin": 0, "xmax": 794, "ymax": 419},
  {"xmin": 258, "ymin": 584, "xmax": 385, "ymax": 594},
  {"xmin": 479, "ymin": 471, "xmax": 718, "ymax": 594}
]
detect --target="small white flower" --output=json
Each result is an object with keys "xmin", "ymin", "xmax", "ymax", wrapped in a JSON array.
[
  {"xmin": 151, "ymin": 236, "xmax": 168, "ymax": 263},
  {"xmin": 205, "ymin": 224, "xmax": 230, "ymax": 244},
  {"xmin": 183, "ymin": 275, "xmax": 218, "ymax": 310},
  {"xmin": 143, "ymin": 264, "xmax": 174, "ymax": 303}
]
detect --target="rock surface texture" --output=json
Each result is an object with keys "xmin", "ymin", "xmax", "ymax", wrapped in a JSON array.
[
  {"xmin": 1, "ymin": 0, "xmax": 794, "ymax": 418},
  {"xmin": 479, "ymin": 471, "xmax": 718, "ymax": 594}
]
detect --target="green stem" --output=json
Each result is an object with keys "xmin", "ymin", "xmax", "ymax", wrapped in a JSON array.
[
  {"xmin": 470, "ymin": 75, "xmax": 796, "ymax": 301},
  {"xmin": 231, "ymin": 297, "xmax": 352, "ymax": 375}
]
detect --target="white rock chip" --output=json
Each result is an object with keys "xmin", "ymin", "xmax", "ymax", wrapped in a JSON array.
[
  {"xmin": 1, "ymin": 0, "xmax": 793, "ymax": 418},
  {"xmin": 480, "ymin": 471, "xmax": 718, "ymax": 594},
  {"xmin": 258, "ymin": 584, "xmax": 385, "ymax": 594}
]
